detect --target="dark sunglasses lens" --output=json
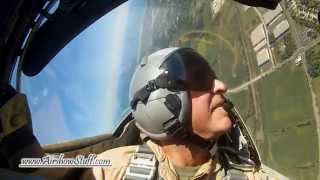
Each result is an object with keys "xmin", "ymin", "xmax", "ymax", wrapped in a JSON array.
[
  {"xmin": 187, "ymin": 75, "xmax": 213, "ymax": 91},
  {"xmin": 160, "ymin": 48, "xmax": 215, "ymax": 91}
]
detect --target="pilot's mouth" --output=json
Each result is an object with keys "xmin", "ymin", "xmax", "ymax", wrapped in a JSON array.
[{"xmin": 210, "ymin": 100, "xmax": 225, "ymax": 114}]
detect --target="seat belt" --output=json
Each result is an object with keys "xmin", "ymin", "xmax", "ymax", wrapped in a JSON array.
[{"xmin": 123, "ymin": 144, "xmax": 159, "ymax": 180}]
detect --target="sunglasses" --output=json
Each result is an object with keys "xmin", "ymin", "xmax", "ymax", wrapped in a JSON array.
[{"xmin": 159, "ymin": 48, "xmax": 216, "ymax": 92}]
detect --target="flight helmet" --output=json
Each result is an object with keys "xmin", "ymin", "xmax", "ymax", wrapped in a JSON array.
[{"xmin": 129, "ymin": 47, "xmax": 216, "ymax": 141}]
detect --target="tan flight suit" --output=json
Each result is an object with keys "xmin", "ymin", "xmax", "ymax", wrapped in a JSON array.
[{"xmin": 81, "ymin": 140, "xmax": 281, "ymax": 180}]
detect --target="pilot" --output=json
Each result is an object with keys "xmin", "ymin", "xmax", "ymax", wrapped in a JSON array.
[
  {"xmin": 0, "ymin": 47, "xmax": 281, "ymax": 180},
  {"xmin": 82, "ymin": 47, "xmax": 276, "ymax": 180}
]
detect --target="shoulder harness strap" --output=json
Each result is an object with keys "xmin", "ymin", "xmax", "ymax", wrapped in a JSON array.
[
  {"xmin": 222, "ymin": 168, "xmax": 249, "ymax": 180},
  {"xmin": 123, "ymin": 144, "xmax": 159, "ymax": 180}
]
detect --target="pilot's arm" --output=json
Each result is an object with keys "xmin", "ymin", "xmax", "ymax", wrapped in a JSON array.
[
  {"xmin": 0, "ymin": 85, "xmax": 45, "ymax": 172},
  {"xmin": 0, "ymin": 87, "xmax": 93, "ymax": 179}
]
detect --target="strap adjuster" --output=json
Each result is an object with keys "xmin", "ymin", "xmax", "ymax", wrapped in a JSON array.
[{"xmin": 123, "ymin": 145, "xmax": 158, "ymax": 180}]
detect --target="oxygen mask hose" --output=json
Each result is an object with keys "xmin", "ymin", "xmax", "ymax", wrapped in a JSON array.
[{"xmin": 222, "ymin": 98, "xmax": 238, "ymax": 125}]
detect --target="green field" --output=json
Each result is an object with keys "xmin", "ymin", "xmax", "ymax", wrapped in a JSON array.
[
  {"xmin": 257, "ymin": 7, "xmax": 269, "ymax": 14},
  {"xmin": 239, "ymin": 7, "xmax": 264, "ymax": 77},
  {"xmin": 140, "ymin": 1, "xmax": 320, "ymax": 178},
  {"xmin": 241, "ymin": 8, "xmax": 261, "ymax": 34},
  {"xmin": 256, "ymin": 63, "xmax": 319, "ymax": 180},
  {"xmin": 171, "ymin": 1, "xmax": 261, "ymax": 88},
  {"xmin": 307, "ymin": 42, "xmax": 320, "ymax": 121},
  {"xmin": 312, "ymin": 77, "xmax": 320, "ymax": 112},
  {"xmin": 272, "ymin": 32, "xmax": 297, "ymax": 64},
  {"xmin": 306, "ymin": 42, "xmax": 320, "ymax": 78},
  {"xmin": 228, "ymin": 88, "xmax": 256, "ymax": 131},
  {"xmin": 229, "ymin": 89, "xmax": 254, "ymax": 121},
  {"xmin": 228, "ymin": 87, "xmax": 265, "ymax": 149}
]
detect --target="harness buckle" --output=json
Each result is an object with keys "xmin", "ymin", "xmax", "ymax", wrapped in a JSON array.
[{"xmin": 123, "ymin": 146, "xmax": 158, "ymax": 180}]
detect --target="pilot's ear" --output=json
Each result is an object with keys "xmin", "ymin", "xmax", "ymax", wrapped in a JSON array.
[{"xmin": 232, "ymin": 0, "xmax": 280, "ymax": 10}]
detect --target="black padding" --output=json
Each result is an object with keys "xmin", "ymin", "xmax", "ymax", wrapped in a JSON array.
[
  {"xmin": 162, "ymin": 118, "xmax": 184, "ymax": 136},
  {"xmin": 0, "ymin": 84, "xmax": 17, "ymax": 107},
  {"xmin": 131, "ymin": 72, "xmax": 187, "ymax": 110},
  {"xmin": 164, "ymin": 94, "xmax": 181, "ymax": 117},
  {"xmin": 22, "ymin": 0, "xmax": 128, "ymax": 76},
  {"xmin": 130, "ymin": 77, "xmax": 167, "ymax": 110},
  {"xmin": 154, "ymin": 73, "xmax": 170, "ymax": 88},
  {"xmin": 233, "ymin": 0, "xmax": 280, "ymax": 9},
  {"xmin": 130, "ymin": 86, "xmax": 152, "ymax": 110},
  {"xmin": 131, "ymin": 79, "xmax": 159, "ymax": 110},
  {"xmin": 155, "ymin": 73, "xmax": 186, "ymax": 90}
]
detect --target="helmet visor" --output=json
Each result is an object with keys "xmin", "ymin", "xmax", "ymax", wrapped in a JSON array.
[{"xmin": 159, "ymin": 48, "xmax": 216, "ymax": 91}]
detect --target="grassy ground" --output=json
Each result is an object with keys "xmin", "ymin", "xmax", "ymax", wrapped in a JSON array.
[
  {"xmin": 228, "ymin": 85, "xmax": 266, "ymax": 152},
  {"xmin": 272, "ymin": 31, "xmax": 297, "ymax": 64},
  {"xmin": 307, "ymin": 43, "xmax": 320, "ymax": 119},
  {"xmin": 229, "ymin": 89, "xmax": 252, "ymax": 118},
  {"xmin": 239, "ymin": 4, "xmax": 263, "ymax": 77},
  {"xmin": 228, "ymin": 88, "xmax": 261, "ymax": 143},
  {"xmin": 306, "ymin": 42, "xmax": 320, "ymax": 78},
  {"xmin": 141, "ymin": 2, "xmax": 319, "ymax": 178},
  {"xmin": 256, "ymin": 63, "xmax": 319, "ymax": 180},
  {"xmin": 257, "ymin": 7, "xmax": 269, "ymax": 14},
  {"xmin": 172, "ymin": 0, "xmax": 260, "ymax": 88},
  {"xmin": 312, "ymin": 77, "xmax": 320, "ymax": 112},
  {"xmin": 242, "ymin": 8, "xmax": 262, "ymax": 34},
  {"xmin": 228, "ymin": 89, "xmax": 255, "ymax": 125}
]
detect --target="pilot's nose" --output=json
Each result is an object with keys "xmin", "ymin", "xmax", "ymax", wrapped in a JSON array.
[{"xmin": 212, "ymin": 79, "xmax": 228, "ymax": 94}]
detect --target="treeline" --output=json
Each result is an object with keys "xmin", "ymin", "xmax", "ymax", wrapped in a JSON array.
[
  {"xmin": 306, "ymin": 44, "xmax": 320, "ymax": 78},
  {"xmin": 300, "ymin": 0, "xmax": 320, "ymax": 9}
]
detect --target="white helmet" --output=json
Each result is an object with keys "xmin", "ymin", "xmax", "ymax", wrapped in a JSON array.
[{"xmin": 129, "ymin": 47, "xmax": 217, "ymax": 141}]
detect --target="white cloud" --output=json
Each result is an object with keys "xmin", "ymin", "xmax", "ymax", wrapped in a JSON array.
[
  {"xmin": 42, "ymin": 88, "xmax": 48, "ymax": 97},
  {"xmin": 32, "ymin": 96, "xmax": 39, "ymax": 106}
]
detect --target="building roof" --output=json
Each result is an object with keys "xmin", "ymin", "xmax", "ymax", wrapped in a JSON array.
[
  {"xmin": 256, "ymin": 48, "xmax": 270, "ymax": 67},
  {"xmin": 272, "ymin": 20, "xmax": 290, "ymax": 39},
  {"xmin": 250, "ymin": 24, "xmax": 266, "ymax": 47},
  {"xmin": 263, "ymin": 5, "xmax": 283, "ymax": 25},
  {"xmin": 254, "ymin": 38, "xmax": 267, "ymax": 52}
]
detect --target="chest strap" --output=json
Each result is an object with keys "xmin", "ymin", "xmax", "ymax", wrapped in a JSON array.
[
  {"xmin": 222, "ymin": 168, "xmax": 249, "ymax": 180},
  {"xmin": 123, "ymin": 144, "xmax": 158, "ymax": 180}
]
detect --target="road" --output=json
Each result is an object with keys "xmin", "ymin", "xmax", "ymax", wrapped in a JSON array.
[
  {"xmin": 283, "ymin": 5, "xmax": 320, "ymax": 176},
  {"xmin": 229, "ymin": 6, "xmax": 320, "ymax": 176},
  {"xmin": 229, "ymin": 37, "xmax": 320, "ymax": 94},
  {"xmin": 237, "ymin": 6, "xmax": 263, "ymax": 144}
]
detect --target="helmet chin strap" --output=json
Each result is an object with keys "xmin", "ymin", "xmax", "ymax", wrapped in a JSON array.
[{"xmin": 223, "ymin": 98, "xmax": 237, "ymax": 125}]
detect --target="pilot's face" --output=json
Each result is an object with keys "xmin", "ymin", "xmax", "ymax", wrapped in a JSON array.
[{"xmin": 190, "ymin": 79, "xmax": 232, "ymax": 140}]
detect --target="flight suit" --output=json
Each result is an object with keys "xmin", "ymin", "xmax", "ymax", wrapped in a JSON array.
[{"xmin": 81, "ymin": 140, "xmax": 281, "ymax": 180}]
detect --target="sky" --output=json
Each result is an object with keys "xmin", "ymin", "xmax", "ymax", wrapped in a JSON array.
[{"xmin": 20, "ymin": 0, "xmax": 146, "ymax": 145}]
